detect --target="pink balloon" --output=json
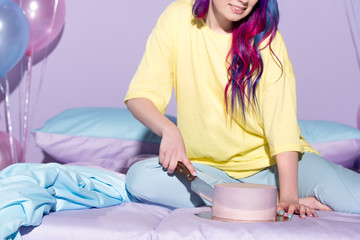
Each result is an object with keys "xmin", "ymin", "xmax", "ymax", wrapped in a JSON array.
[
  {"xmin": 0, "ymin": 131, "xmax": 22, "ymax": 171},
  {"xmin": 14, "ymin": 0, "xmax": 66, "ymax": 55}
]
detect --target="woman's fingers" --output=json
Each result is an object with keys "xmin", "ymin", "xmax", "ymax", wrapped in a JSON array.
[
  {"xmin": 161, "ymin": 153, "xmax": 170, "ymax": 170},
  {"xmin": 312, "ymin": 209, "xmax": 319, "ymax": 217},
  {"xmin": 277, "ymin": 203, "xmax": 319, "ymax": 219},
  {"xmin": 158, "ymin": 126, "xmax": 191, "ymax": 174},
  {"xmin": 159, "ymin": 148, "xmax": 195, "ymax": 176},
  {"xmin": 159, "ymin": 141, "xmax": 175, "ymax": 171},
  {"xmin": 299, "ymin": 205, "xmax": 318, "ymax": 219},
  {"xmin": 158, "ymin": 149, "xmax": 164, "ymax": 165},
  {"xmin": 167, "ymin": 156, "xmax": 178, "ymax": 173},
  {"xmin": 165, "ymin": 155, "xmax": 196, "ymax": 176},
  {"xmin": 181, "ymin": 157, "xmax": 196, "ymax": 176},
  {"xmin": 299, "ymin": 204, "xmax": 318, "ymax": 218},
  {"xmin": 299, "ymin": 196, "xmax": 333, "ymax": 212},
  {"xmin": 277, "ymin": 206, "xmax": 285, "ymax": 216},
  {"xmin": 299, "ymin": 204, "xmax": 307, "ymax": 219},
  {"xmin": 306, "ymin": 207, "xmax": 318, "ymax": 218},
  {"xmin": 287, "ymin": 204, "xmax": 296, "ymax": 219},
  {"xmin": 160, "ymin": 150, "xmax": 177, "ymax": 173}
]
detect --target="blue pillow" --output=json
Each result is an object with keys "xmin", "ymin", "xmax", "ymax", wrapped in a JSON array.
[
  {"xmin": 32, "ymin": 107, "xmax": 360, "ymax": 172},
  {"xmin": 36, "ymin": 107, "xmax": 176, "ymax": 144},
  {"xmin": 298, "ymin": 120, "xmax": 360, "ymax": 170},
  {"xmin": 32, "ymin": 107, "xmax": 176, "ymax": 172},
  {"xmin": 298, "ymin": 120, "xmax": 360, "ymax": 143}
]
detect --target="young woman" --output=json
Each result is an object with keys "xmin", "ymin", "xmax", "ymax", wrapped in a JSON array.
[{"xmin": 124, "ymin": 0, "xmax": 360, "ymax": 219}]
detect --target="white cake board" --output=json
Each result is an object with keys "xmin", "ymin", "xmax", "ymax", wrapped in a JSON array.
[{"xmin": 195, "ymin": 211, "xmax": 291, "ymax": 223}]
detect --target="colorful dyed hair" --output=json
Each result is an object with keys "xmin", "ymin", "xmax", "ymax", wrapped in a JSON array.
[{"xmin": 193, "ymin": 0, "xmax": 280, "ymax": 119}]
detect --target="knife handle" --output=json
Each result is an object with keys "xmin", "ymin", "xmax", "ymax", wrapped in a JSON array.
[{"xmin": 175, "ymin": 162, "xmax": 196, "ymax": 181}]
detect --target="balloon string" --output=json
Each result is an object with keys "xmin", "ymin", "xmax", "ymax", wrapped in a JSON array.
[
  {"xmin": 22, "ymin": 54, "xmax": 33, "ymax": 163},
  {"xmin": 18, "ymin": 0, "xmax": 24, "ymax": 148},
  {"xmin": 19, "ymin": 58, "xmax": 25, "ymax": 150},
  {"xmin": 32, "ymin": 0, "xmax": 59, "ymax": 125},
  {"xmin": 349, "ymin": 0, "xmax": 360, "ymax": 40},
  {"xmin": 39, "ymin": 0, "xmax": 59, "ymax": 87},
  {"xmin": 344, "ymin": 0, "xmax": 360, "ymax": 70},
  {"xmin": 1, "ymin": 76, "xmax": 18, "ymax": 164},
  {"xmin": 41, "ymin": 0, "xmax": 59, "ymax": 65},
  {"xmin": 349, "ymin": 0, "xmax": 360, "ymax": 69}
]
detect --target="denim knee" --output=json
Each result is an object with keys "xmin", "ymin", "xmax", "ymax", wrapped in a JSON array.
[{"xmin": 125, "ymin": 157, "xmax": 160, "ymax": 201}]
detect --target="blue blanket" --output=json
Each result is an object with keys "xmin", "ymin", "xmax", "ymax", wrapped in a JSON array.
[{"xmin": 0, "ymin": 163, "xmax": 134, "ymax": 240}]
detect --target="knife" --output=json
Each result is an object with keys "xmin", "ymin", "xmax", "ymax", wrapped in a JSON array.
[{"xmin": 175, "ymin": 162, "xmax": 214, "ymax": 203}]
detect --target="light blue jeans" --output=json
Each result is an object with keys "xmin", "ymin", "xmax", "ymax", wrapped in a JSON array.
[{"xmin": 125, "ymin": 152, "xmax": 360, "ymax": 214}]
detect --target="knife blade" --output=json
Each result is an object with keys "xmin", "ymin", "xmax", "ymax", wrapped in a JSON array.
[{"xmin": 175, "ymin": 162, "xmax": 214, "ymax": 203}]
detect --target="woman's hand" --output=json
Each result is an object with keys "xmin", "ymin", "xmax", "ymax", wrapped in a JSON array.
[
  {"xmin": 275, "ymin": 151, "xmax": 318, "ymax": 219},
  {"xmin": 277, "ymin": 201, "xmax": 318, "ymax": 219},
  {"xmin": 159, "ymin": 125, "xmax": 197, "ymax": 176},
  {"xmin": 126, "ymin": 98, "xmax": 197, "ymax": 176},
  {"xmin": 299, "ymin": 197, "xmax": 333, "ymax": 212}
]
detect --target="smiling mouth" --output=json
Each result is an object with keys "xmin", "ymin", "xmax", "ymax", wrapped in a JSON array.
[{"xmin": 229, "ymin": 4, "xmax": 246, "ymax": 13}]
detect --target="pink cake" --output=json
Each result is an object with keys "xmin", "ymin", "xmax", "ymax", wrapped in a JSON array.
[{"xmin": 211, "ymin": 183, "xmax": 277, "ymax": 222}]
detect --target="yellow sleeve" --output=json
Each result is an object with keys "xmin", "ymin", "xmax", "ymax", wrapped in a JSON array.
[
  {"xmin": 124, "ymin": 2, "xmax": 178, "ymax": 114},
  {"xmin": 261, "ymin": 32, "xmax": 304, "ymax": 156}
]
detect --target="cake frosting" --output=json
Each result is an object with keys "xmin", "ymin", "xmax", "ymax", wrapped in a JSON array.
[{"xmin": 211, "ymin": 183, "xmax": 277, "ymax": 222}]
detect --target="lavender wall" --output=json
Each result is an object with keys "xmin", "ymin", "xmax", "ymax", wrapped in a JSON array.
[
  {"xmin": 0, "ymin": 0, "xmax": 359, "ymax": 163},
  {"xmin": 279, "ymin": 0, "xmax": 360, "ymax": 125}
]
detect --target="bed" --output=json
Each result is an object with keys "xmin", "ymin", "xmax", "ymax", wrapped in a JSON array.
[
  {"xmin": 19, "ymin": 202, "xmax": 360, "ymax": 240},
  {"xmin": 1, "ymin": 107, "xmax": 360, "ymax": 240}
]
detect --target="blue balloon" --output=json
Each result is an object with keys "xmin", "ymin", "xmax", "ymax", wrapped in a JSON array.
[{"xmin": 0, "ymin": 0, "xmax": 30, "ymax": 78}]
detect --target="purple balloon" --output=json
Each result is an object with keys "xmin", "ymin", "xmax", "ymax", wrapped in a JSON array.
[
  {"xmin": 14, "ymin": 0, "xmax": 66, "ymax": 55},
  {"xmin": 0, "ymin": 131, "xmax": 22, "ymax": 171}
]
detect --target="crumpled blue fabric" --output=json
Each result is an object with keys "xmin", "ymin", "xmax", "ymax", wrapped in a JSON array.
[{"xmin": 0, "ymin": 163, "xmax": 135, "ymax": 240}]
